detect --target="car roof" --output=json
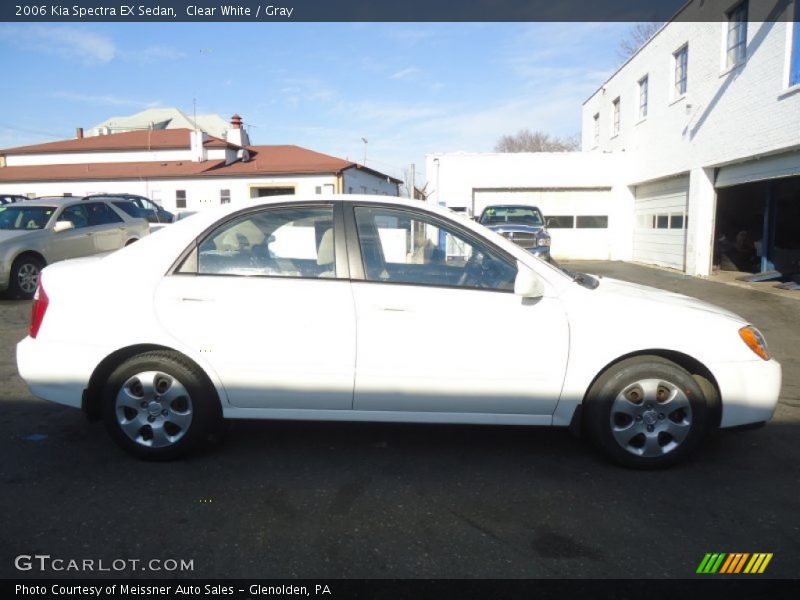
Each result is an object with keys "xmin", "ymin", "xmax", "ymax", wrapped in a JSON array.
[
  {"xmin": 481, "ymin": 204, "xmax": 542, "ymax": 211},
  {"xmin": 23, "ymin": 197, "xmax": 80, "ymax": 207}
]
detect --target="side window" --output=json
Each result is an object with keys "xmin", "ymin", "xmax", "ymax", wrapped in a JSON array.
[
  {"xmin": 85, "ymin": 202, "xmax": 124, "ymax": 226},
  {"xmin": 59, "ymin": 205, "xmax": 90, "ymax": 229},
  {"xmin": 353, "ymin": 206, "xmax": 517, "ymax": 292},
  {"xmin": 195, "ymin": 206, "xmax": 336, "ymax": 279}
]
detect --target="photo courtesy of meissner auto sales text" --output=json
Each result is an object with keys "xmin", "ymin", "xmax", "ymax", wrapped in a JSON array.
[{"xmin": 0, "ymin": 0, "xmax": 798, "ymax": 598}]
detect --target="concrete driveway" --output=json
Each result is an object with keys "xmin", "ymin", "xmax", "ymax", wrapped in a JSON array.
[{"xmin": 0, "ymin": 261, "xmax": 798, "ymax": 579}]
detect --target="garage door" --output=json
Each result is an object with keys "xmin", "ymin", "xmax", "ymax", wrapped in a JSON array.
[
  {"xmin": 633, "ymin": 176, "xmax": 689, "ymax": 271},
  {"xmin": 471, "ymin": 188, "xmax": 613, "ymax": 260}
]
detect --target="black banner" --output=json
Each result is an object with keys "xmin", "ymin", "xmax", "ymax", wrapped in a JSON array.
[
  {"xmin": 0, "ymin": 0, "xmax": 713, "ymax": 23},
  {"xmin": 5, "ymin": 579, "xmax": 800, "ymax": 600}
]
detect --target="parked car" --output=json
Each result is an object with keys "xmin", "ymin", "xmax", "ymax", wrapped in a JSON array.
[
  {"xmin": 0, "ymin": 197, "xmax": 149, "ymax": 298},
  {"xmin": 87, "ymin": 194, "xmax": 174, "ymax": 226},
  {"xmin": 478, "ymin": 204, "xmax": 551, "ymax": 262},
  {"xmin": 174, "ymin": 210, "xmax": 198, "ymax": 221},
  {"xmin": 16, "ymin": 195, "xmax": 780, "ymax": 468},
  {"xmin": 0, "ymin": 194, "xmax": 28, "ymax": 205}
]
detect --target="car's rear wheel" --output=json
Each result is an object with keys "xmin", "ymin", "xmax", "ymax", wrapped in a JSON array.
[
  {"xmin": 102, "ymin": 351, "xmax": 220, "ymax": 460},
  {"xmin": 583, "ymin": 356, "xmax": 709, "ymax": 469},
  {"xmin": 9, "ymin": 254, "xmax": 44, "ymax": 299}
]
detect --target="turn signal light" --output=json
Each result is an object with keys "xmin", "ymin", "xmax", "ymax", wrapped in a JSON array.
[{"xmin": 739, "ymin": 326, "xmax": 770, "ymax": 361}]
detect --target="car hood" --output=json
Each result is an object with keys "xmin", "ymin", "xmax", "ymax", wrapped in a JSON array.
[
  {"xmin": 0, "ymin": 229, "xmax": 37, "ymax": 244},
  {"xmin": 485, "ymin": 224, "xmax": 543, "ymax": 234},
  {"xmin": 596, "ymin": 276, "xmax": 744, "ymax": 322}
]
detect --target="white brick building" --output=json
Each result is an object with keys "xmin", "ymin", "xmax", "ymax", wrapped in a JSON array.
[{"xmin": 428, "ymin": 0, "xmax": 800, "ymax": 275}]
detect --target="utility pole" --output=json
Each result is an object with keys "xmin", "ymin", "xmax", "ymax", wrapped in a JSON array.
[
  {"xmin": 408, "ymin": 163, "xmax": 415, "ymax": 199},
  {"xmin": 361, "ymin": 137, "xmax": 368, "ymax": 165}
]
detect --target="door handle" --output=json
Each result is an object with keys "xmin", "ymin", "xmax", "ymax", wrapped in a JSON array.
[
  {"xmin": 179, "ymin": 297, "xmax": 214, "ymax": 303},
  {"xmin": 382, "ymin": 306, "xmax": 410, "ymax": 313}
]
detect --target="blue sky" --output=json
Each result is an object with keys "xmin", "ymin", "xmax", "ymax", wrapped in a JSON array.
[{"xmin": 0, "ymin": 22, "xmax": 630, "ymax": 183}]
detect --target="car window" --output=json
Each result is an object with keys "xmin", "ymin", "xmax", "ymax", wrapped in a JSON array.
[
  {"xmin": 112, "ymin": 201, "xmax": 145, "ymax": 218},
  {"xmin": 354, "ymin": 206, "xmax": 517, "ymax": 291},
  {"xmin": 0, "ymin": 206, "xmax": 55, "ymax": 230},
  {"xmin": 85, "ymin": 202, "xmax": 124, "ymax": 226},
  {"xmin": 195, "ymin": 206, "xmax": 337, "ymax": 279},
  {"xmin": 59, "ymin": 205, "xmax": 90, "ymax": 229}
]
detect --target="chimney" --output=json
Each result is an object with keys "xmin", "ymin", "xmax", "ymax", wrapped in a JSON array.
[
  {"xmin": 76, "ymin": 127, "xmax": 84, "ymax": 139},
  {"xmin": 190, "ymin": 129, "xmax": 208, "ymax": 163},
  {"xmin": 225, "ymin": 113, "xmax": 250, "ymax": 147}
]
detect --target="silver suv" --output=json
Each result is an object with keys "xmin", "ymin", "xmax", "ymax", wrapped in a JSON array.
[{"xmin": 0, "ymin": 197, "xmax": 149, "ymax": 298}]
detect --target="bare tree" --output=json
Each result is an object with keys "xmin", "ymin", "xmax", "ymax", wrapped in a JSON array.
[
  {"xmin": 494, "ymin": 129, "xmax": 579, "ymax": 153},
  {"xmin": 617, "ymin": 22, "xmax": 664, "ymax": 61}
]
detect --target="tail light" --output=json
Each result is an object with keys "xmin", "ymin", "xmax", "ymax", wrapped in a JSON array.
[{"xmin": 29, "ymin": 281, "xmax": 49, "ymax": 338}]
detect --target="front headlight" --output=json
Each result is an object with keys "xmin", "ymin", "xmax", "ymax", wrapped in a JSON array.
[
  {"xmin": 739, "ymin": 325, "xmax": 770, "ymax": 361},
  {"xmin": 537, "ymin": 237, "xmax": 551, "ymax": 247}
]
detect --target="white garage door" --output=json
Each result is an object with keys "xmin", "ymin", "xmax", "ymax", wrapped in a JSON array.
[
  {"xmin": 471, "ymin": 188, "xmax": 613, "ymax": 260},
  {"xmin": 633, "ymin": 176, "xmax": 689, "ymax": 271}
]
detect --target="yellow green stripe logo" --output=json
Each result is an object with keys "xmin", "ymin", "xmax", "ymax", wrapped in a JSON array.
[{"xmin": 697, "ymin": 553, "xmax": 773, "ymax": 574}]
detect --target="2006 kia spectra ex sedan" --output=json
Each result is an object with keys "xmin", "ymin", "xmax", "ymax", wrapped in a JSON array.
[{"xmin": 16, "ymin": 195, "xmax": 781, "ymax": 468}]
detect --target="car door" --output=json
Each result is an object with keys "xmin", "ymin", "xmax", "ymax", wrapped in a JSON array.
[
  {"xmin": 154, "ymin": 203, "xmax": 356, "ymax": 410},
  {"xmin": 47, "ymin": 204, "xmax": 96, "ymax": 261},
  {"xmin": 348, "ymin": 204, "xmax": 570, "ymax": 416},
  {"xmin": 84, "ymin": 202, "xmax": 126, "ymax": 251}
]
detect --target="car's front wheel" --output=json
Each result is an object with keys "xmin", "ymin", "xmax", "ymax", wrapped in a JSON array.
[
  {"xmin": 9, "ymin": 254, "xmax": 44, "ymax": 299},
  {"xmin": 583, "ymin": 356, "xmax": 709, "ymax": 469},
  {"xmin": 102, "ymin": 351, "xmax": 220, "ymax": 460}
]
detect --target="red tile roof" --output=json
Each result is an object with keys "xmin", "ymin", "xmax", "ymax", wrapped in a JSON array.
[
  {"xmin": 0, "ymin": 160, "xmax": 225, "ymax": 182},
  {"xmin": 0, "ymin": 144, "xmax": 402, "ymax": 184},
  {"xmin": 0, "ymin": 129, "xmax": 239, "ymax": 154}
]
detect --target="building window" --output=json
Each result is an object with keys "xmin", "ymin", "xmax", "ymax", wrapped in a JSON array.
[
  {"xmin": 612, "ymin": 98, "xmax": 620, "ymax": 136},
  {"xmin": 546, "ymin": 216, "xmax": 575, "ymax": 228},
  {"xmin": 656, "ymin": 214, "xmax": 670, "ymax": 229},
  {"xmin": 576, "ymin": 215, "xmax": 608, "ymax": 229},
  {"xmin": 220, "ymin": 189, "xmax": 230, "ymax": 205},
  {"xmin": 674, "ymin": 44, "xmax": 688, "ymax": 96},
  {"xmin": 592, "ymin": 113, "xmax": 600, "ymax": 146},
  {"xmin": 726, "ymin": 1, "xmax": 748, "ymax": 68},
  {"xmin": 670, "ymin": 214, "xmax": 685, "ymax": 229},
  {"xmin": 176, "ymin": 190, "xmax": 186, "ymax": 209},
  {"xmin": 638, "ymin": 76, "xmax": 649, "ymax": 119},
  {"xmin": 791, "ymin": 2, "xmax": 800, "ymax": 86}
]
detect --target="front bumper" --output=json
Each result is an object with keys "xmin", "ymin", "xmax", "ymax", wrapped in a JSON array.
[
  {"xmin": 713, "ymin": 358, "xmax": 782, "ymax": 428},
  {"xmin": 16, "ymin": 336, "xmax": 102, "ymax": 410},
  {"xmin": 525, "ymin": 246, "xmax": 551, "ymax": 262}
]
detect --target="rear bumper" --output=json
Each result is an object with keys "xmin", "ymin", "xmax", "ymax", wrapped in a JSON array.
[
  {"xmin": 713, "ymin": 358, "xmax": 782, "ymax": 428},
  {"xmin": 16, "ymin": 336, "xmax": 102, "ymax": 410}
]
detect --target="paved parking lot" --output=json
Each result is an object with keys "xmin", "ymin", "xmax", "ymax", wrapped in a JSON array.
[{"xmin": 1, "ymin": 260, "xmax": 798, "ymax": 579}]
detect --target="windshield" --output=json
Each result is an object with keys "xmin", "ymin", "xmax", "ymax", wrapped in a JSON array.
[
  {"xmin": 0, "ymin": 206, "xmax": 56, "ymax": 230},
  {"xmin": 480, "ymin": 206, "xmax": 544, "ymax": 226}
]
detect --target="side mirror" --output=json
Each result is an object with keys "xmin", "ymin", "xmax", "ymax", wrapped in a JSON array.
[
  {"xmin": 514, "ymin": 262, "xmax": 545, "ymax": 298},
  {"xmin": 53, "ymin": 220, "xmax": 75, "ymax": 233}
]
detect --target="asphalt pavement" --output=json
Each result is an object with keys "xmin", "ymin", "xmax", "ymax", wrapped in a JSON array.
[{"xmin": 0, "ymin": 260, "xmax": 798, "ymax": 579}]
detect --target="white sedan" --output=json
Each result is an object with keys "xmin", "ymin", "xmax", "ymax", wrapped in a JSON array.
[{"xmin": 16, "ymin": 195, "xmax": 781, "ymax": 468}]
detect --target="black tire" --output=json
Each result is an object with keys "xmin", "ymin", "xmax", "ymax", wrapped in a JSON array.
[
  {"xmin": 102, "ymin": 351, "xmax": 221, "ymax": 460},
  {"xmin": 583, "ymin": 356, "xmax": 709, "ymax": 469},
  {"xmin": 9, "ymin": 254, "xmax": 45, "ymax": 299}
]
